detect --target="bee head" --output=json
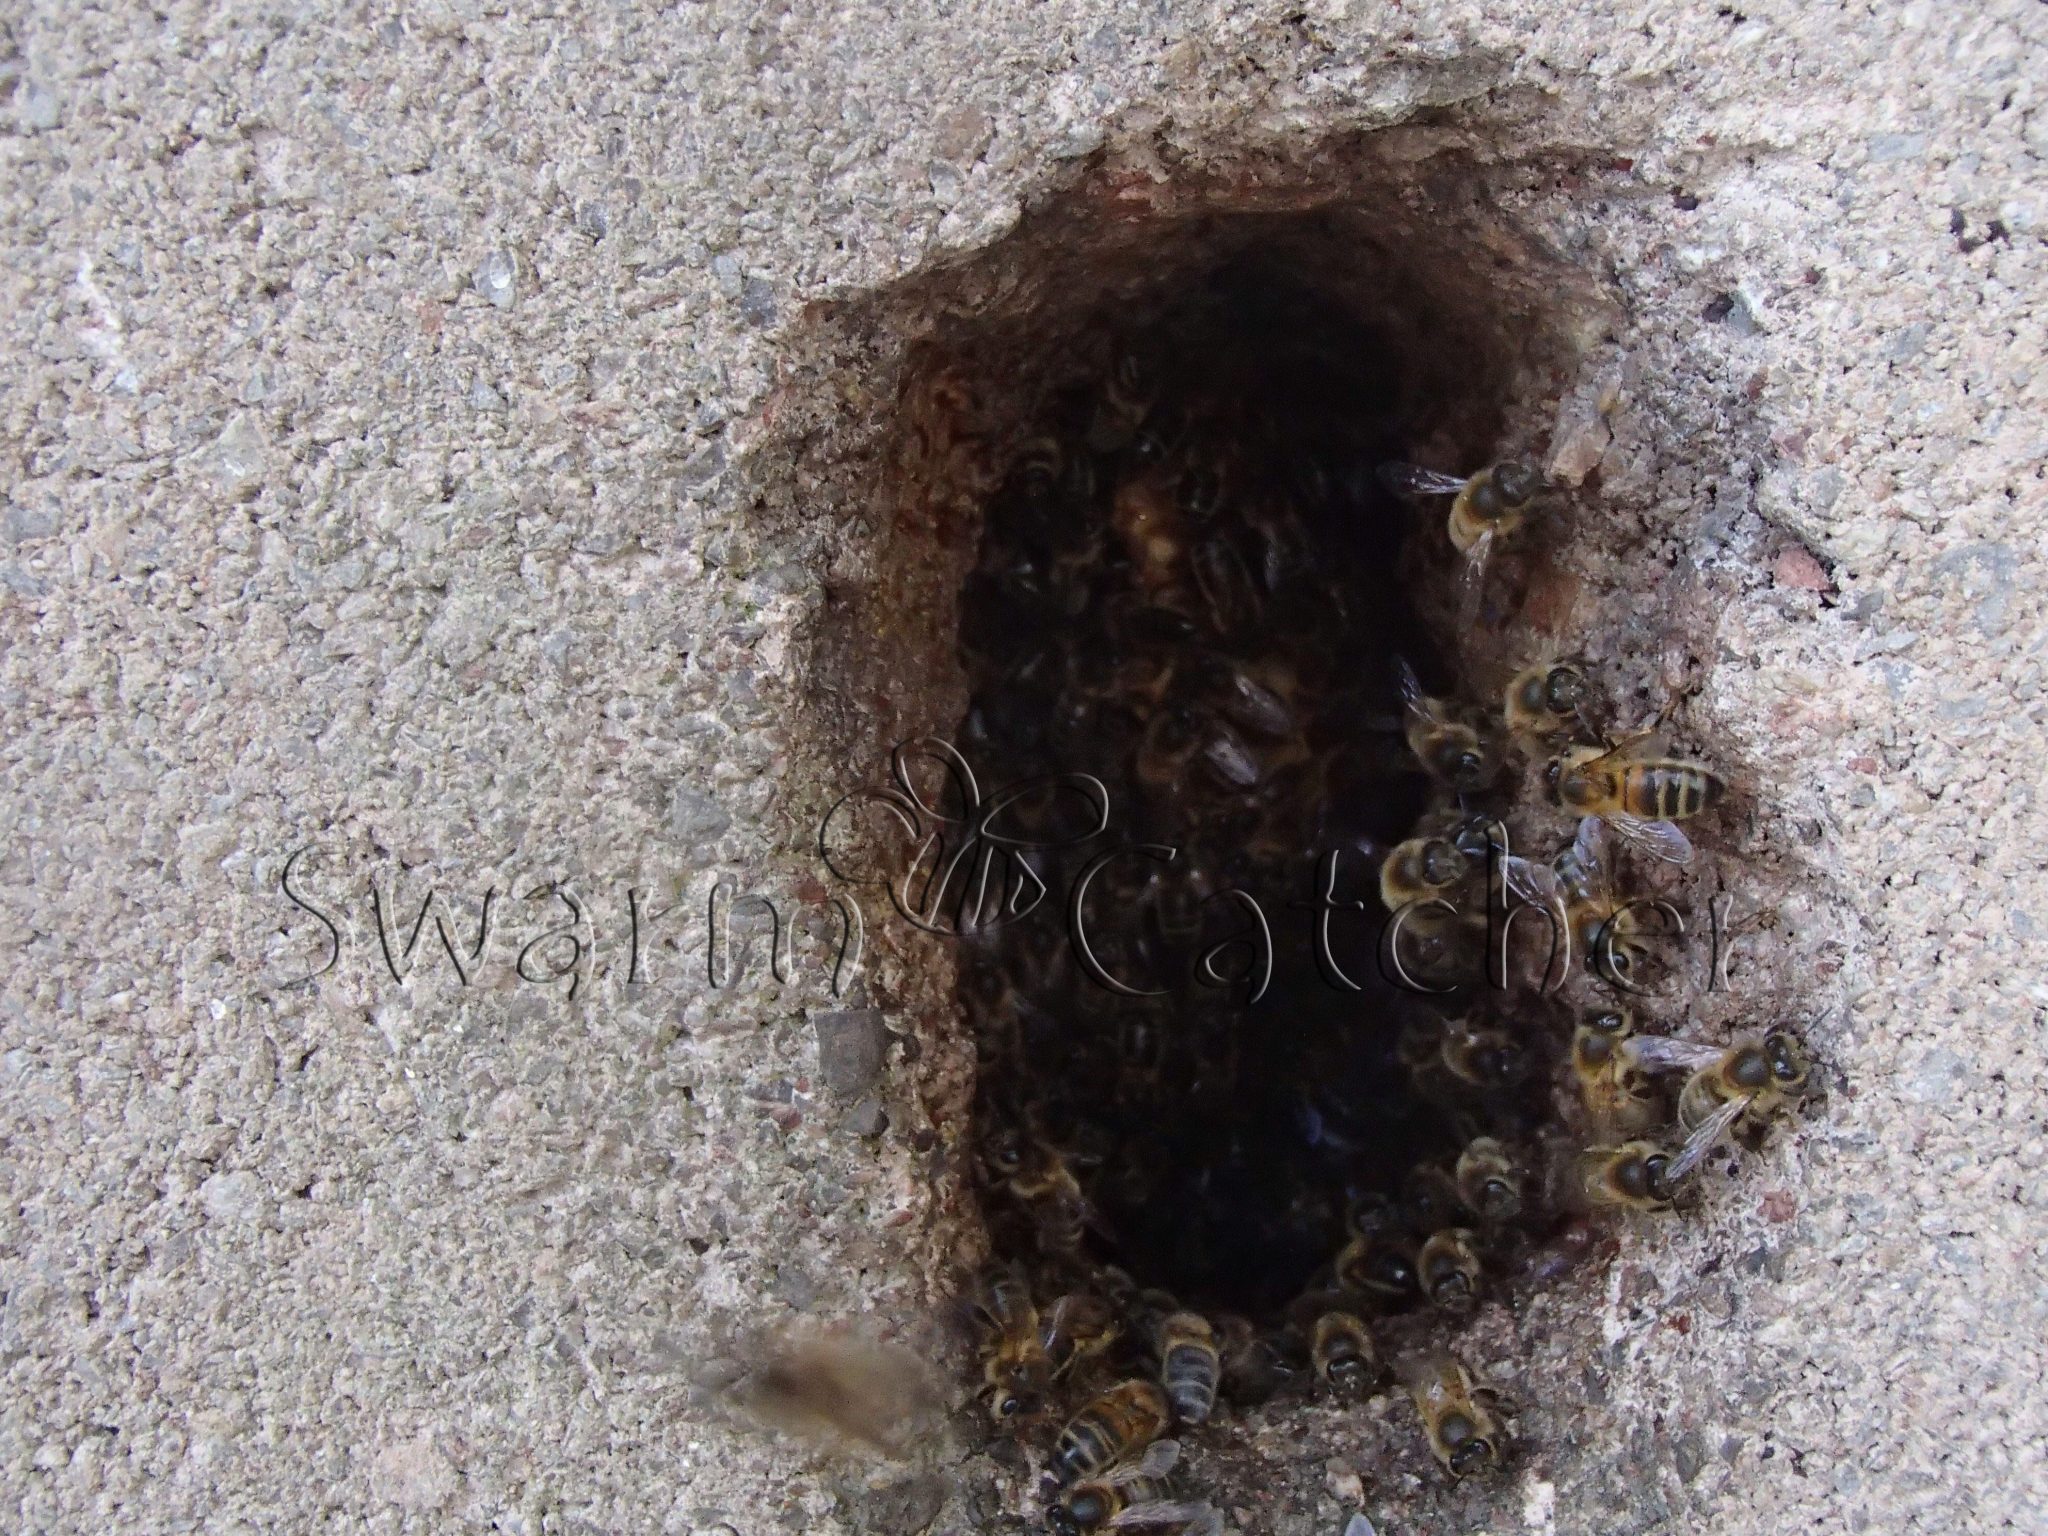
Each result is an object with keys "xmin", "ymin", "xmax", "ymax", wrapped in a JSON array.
[
  {"xmin": 1586, "ymin": 1008, "xmax": 1632, "ymax": 1037},
  {"xmin": 1728, "ymin": 1046, "xmax": 1773, "ymax": 1092},
  {"xmin": 1642, "ymin": 1152, "xmax": 1676, "ymax": 1205},
  {"xmin": 1590, "ymin": 920, "xmax": 1639, "ymax": 985},
  {"xmin": 1361, "ymin": 1242, "xmax": 1417, "ymax": 1296},
  {"xmin": 1402, "ymin": 1172, "xmax": 1456, "ymax": 1231},
  {"xmin": 985, "ymin": 1128, "xmax": 1027, "ymax": 1179},
  {"xmin": 1347, "ymin": 1191, "xmax": 1399, "ymax": 1240},
  {"xmin": 1326, "ymin": 1351, "xmax": 1370, "ymax": 1395},
  {"xmin": 989, "ymin": 1387, "xmax": 1040, "ymax": 1423},
  {"xmin": 1612, "ymin": 1146, "xmax": 1671, "ymax": 1204},
  {"xmin": 1473, "ymin": 1037, "xmax": 1529, "ymax": 1087},
  {"xmin": 1449, "ymin": 1433, "xmax": 1499, "ymax": 1477},
  {"xmin": 1418, "ymin": 838, "xmax": 1468, "ymax": 887},
  {"xmin": 1437, "ymin": 1407, "xmax": 1496, "ymax": 1473},
  {"xmin": 1428, "ymin": 1269, "xmax": 1475, "ymax": 1311},
  {"xmin": 1764, "ymin": 1028, "xmax": 1811, "ymax": 1090},
  {"xmin": 1493, "ymin": 461, "xmax": 1541, "ymax": 505},
  {"xmin": 1545, "ymin": 665, "xmax": 1588, "ymax": 713}
]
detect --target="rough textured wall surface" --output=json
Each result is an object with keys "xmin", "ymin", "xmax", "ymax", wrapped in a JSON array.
[{"xmin": 1, "ymin": 2, "xmax": 2042, "ymax": 1533}]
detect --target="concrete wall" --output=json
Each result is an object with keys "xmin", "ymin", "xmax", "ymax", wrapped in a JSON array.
[{"xmin": 1, "ymin": 2, "xmax": 2042, "ymax": 1532}]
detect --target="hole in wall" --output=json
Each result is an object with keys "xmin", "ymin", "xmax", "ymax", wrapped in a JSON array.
[
  {"xmin": 954, "ymin": 251, "xmax": 1522, "ymax": 1325},
  {"xmin": 761, "ymin": 126, "xmax": 1843, "ymax": 1529}
]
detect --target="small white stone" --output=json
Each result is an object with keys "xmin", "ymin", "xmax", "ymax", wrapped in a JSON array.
[
  {"xmin": 474, "ymin": 248, "xmax": 518, "ymax": 308},
  {"xmin": 199, "ymin": 1170, "xmax": 267, "ymax": 1223},
  {"xmin": 16, "ymin": 80, "xmax": 59, "ymax": 132},
  {"xmin": 371, "ymin": 1432, "xmax": 459, "ymax": 1511},
  {"xmin": 215, "ymin": 415, "xmax": 268, "ymax": 499}
]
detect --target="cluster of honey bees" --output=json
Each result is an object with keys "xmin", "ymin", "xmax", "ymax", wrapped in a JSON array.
[{"xmin": 950, "ymin": 283, "xmax": 1813, "ymax": 1528}]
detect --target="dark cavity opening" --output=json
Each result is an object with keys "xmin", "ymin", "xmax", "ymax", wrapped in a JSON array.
[{"xmin": 953, "ymin": 231, "xmax": 1551, "ymax": 1322}]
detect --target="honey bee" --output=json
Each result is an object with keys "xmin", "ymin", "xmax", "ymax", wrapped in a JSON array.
[
  {"xmin": 1207, "ymin": 659, "xmax": 1300, "ymax": 739},
  {"xmin": 1504, "ymin": 659, "xmax": 1596, "ymax": 745},
  {"xmin": 1135, "ymin": 705, "xmax": 1263, "ymax": 799},
  {"xmin": 1334, "ymin": 1232, "xmax": 1419, "ymax": 1304},
  {"xmin": 1407, "ymin": 1355, "xmax": 1508, "ymax": 1478},
  {"xmin": 1113, "ymin": 466, "xmax": 1188, "ymax": 601},
  {"xmin": 1439, "ymin": 1016, "xmax": 1533, "ymax": 1092},
  {"xmin": 971, "ymin": 1273, "xmax": 1052, "ymax": 1425},
  {"xmin": 1577, "ymin": 1140, "xmax": 1681, "ymax": 1213},
  {"xmin": 1186, "ymin": 534, "xmax": 1262, "ymax": 635},
  {"xmin": 730, "ymin": 1331, "xmax": 932, "ymax": 1457},
  {"xmin": 1569, "ymin": 1006, "xmax": 1659, "ymax": 1136},
  {"xmin": 1089, "ymin": 350, "xmax": 1157, "ymax": 453},
  {"xmin": 1346, "ymin": 1189, "xmax": 1403, "ymax": 1241},
  {"xmin": 1009, "ymin": 436, "xmax": 1064, "ymax": 507},
  {"xmin": 1384, "ymin": 898, "xmax": 1485, "ymax": 993},
  {"xmin": 1547, "ymin": 735, "xmax": 1725, "ymax": 866},
  {"xmin": 1379, "ymin": 835, "xmax": 1472, "ymax": 915},
  {"xmin": 1407, "ymin": 805, "xmax": 1509, "ymax": 866},
  {"xmin": 1047, "ymin": 1440, "xmax": 1223, "ymax": 1536},
  {"xmin": 1629, "ymin": 1029, "xmax": 1812, "ymax": 1179},
  {"xmin": 1417, "ymin": 1227, "xmax": 1485, "ymax": 1313},
  {"xmin": 1495, "ymin": 846, "xmax": 1569, "ymax": 972},
  {"xmin": 1552, "ymin": 816, "xmax": 1665, "ymax": 987},
  {"xmin": 1154, "ymin": 1311, "xmax": 1221, "ymax": 1425},
  {"xmin": 1214, "ymin": 1312, "xmax": 1298, "ymax": 1405},
  {"xmin": 1522, "ymin": 1214, "xmax": 1603, "ymax": 1285},
  {"xmin": 1400, "ymin": 1163, "xmax": 1466, "ymax": 1234},
  {"xmin": 1010, "ymin": 434, "xmax": 1097, "ymax": 517},
  {"xmin": 1454, "ymin": 1137, "xmax": 1524, "ymax": 1223},
  {"xmin": 998, "ymin": 1136, "xmax": 1099, "ymax": 1255},
  {"xmin": 1397, "ymin": 658, "xmax": 1502, "ymax": 793},
  {"xmin": 1199, "ymin": 720, "xmax": 1264, "ymax": 792},
  {"xmin": 1379, "ymin": 460, "xmax": 1542, "ymax": 628},
  {"xmin": 1052, "ymin": 1379, "xmax": 1173, "ymax": 1485},
  {"xmin": 1240, "ymin": 487, "xmax": 1318, "ymax": 599},
  {"xmin": 1310, "ymin": 1309, "xmax": 1385, "ymax": 1398},
  {"xmin": 1043, "ymin": 1291, "xmax": 1122, "ymax": 1381}
]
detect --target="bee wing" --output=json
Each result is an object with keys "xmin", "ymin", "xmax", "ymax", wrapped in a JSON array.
[
  {"xmin": 1104, "ymin": 1438, "xmax": 1182, "ymax": 1482},
  {"xmin": 1585, "ymin": 729, "xmax": 1669, "ymax": 766},
  {"xmin": 1555, "ymin": 815, "xmax": 1609, "ymax": 895},
  {"xmin": 1454, "ymin": 528, "xmax": 1495, "ymax": 631},
  {"xmin": 1107, "ymin": 1501, "xmax": 1224, "ymax": 1536},
  {"xmin": 1394, "ymin": 655, "xmax": 1425, "ymax": 712},
  {"xmin": 1605, "ymin": 813, "xmax": 1694, "ymax": 866},
  {"xmin": 1621, "ymin": 1034, "xmax": 1725, "ymax": 1075},
  {"xmin": 1378, "ymin": 462, "xmax": 1470, "ymax": 499},
  {"xmin": 1499, "ymin": 854, "xmax": 1565, "ymax": 912},
  {"xmin": 1037, "ymin": 1294, "xmax": 1075, "ymax": 1355},
  {"xmin": 1572, "ymin": 814, "xmax": 1607, "ymax": 864},
  {"xmin": 1666, "ymin": 1094, "xmax": 1748, "ymax": 1182}
]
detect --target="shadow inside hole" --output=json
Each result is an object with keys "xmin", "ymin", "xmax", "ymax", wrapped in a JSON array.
[{"xmin": 953, "ymin": 245, "xmax": 1555, "ymax": 1318}]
